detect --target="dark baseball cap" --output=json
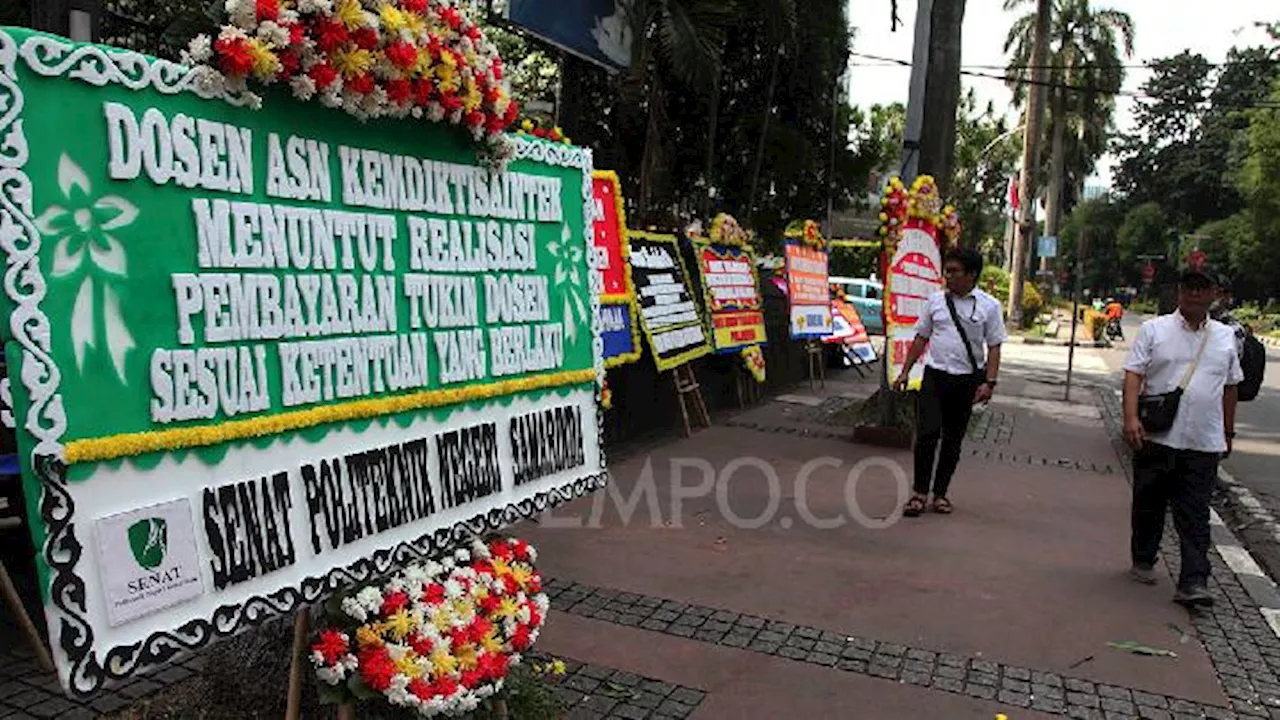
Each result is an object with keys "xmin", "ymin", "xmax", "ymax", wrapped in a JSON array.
[{"xmin": 1179, "ymin": 265, "xmax": 1220, "ymax": 289}]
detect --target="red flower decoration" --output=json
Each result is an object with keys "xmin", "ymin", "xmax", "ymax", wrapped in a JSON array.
[
  {"xmin": 278, "ymin": 50, "xmax": 300, "ymax": 79},
  {"xmin": 408, "ymin": 632, "xmax": 434, "ymax": 657},
  {"xmin": 532, "ymin": 128, "xmax": 547, "ymax": 139},
  {"xmin": 312, "ymin": 630, "xmax": 350, "ymax": 665},
  {"xmin": 440, "ymin": 92, "xmax": 463, "ymax": 112},
  {"xmin": 512, "ymin": 540, "xmax": 531, "ymax": 561},
  {"xmin": 256, "ymin": 0, "xmax": 279, "ymax": 22},
  {"xmin": 423, "ymin": 583, "xmax": 445, "ymax": 604},
  {"xmin": 401, "ymin": 0, "xmax": 428, "ymax": 12},
  {"xmin": 381, "ymin": 590, "xmax": 410, "ymax": 617},
  {"xmin": 511, "ymin": 625, "xmax": 532, "ymax": 651},
  {"xmin": 409, "ymin": 678, "xmax": 433, "ymax": 700},
  {"xmin": 214, "ymin": 37, "xmax": 254, "ymax": 77},
  {"xmin": 479, "ymin": 594, "xmax": 501, "ymax": 614},
  {"xmin": 441, "ymin": 7, "xmax": 462, "ymax": 29},
  {"xmin": 478, "ymin": 652, "xmax": 509, "ymax": 680},
  {"xmin": 461, "ymin": 669, "xmax": 484, "ymax": 689},
  {"xmin": 312, "ymin": 18, "xmax": 348, "ymax": 53},
  {"xmin": 492, "ymin": 57, "xmax": 504, "ymax": 81},
  {"xmin": 385, "ymin": 41, "xmax": 418, "ymax": 70},
  {"xmin": 309, "ymin": 62, "xmax": 338, "ymax": 89},
  {"xmin": 353, "ymin": 27, "xmax": 379, "ymax": 51},
  {"xmin": 358, "ymin": 647, "xmax": 396, "ymax": 692},
  {"xmin": 465, "ymin": 110, "xmax": 485, "ymax": 128},
  {"xmin": 433, "ymin": 676, "xmax": 459, "ymax": 698},
  {"xmin": 414, "ymin": 78, "xmax": 435, "ymax": 105},
  {"xmin": 386, "ymin": 78, "xmax": 412, "ymax": 104},
  {"xmin": 504, "ymin": 100, "xmax": 520, "ymax": 123},
  {"xmin": 485, "ymin": 115, "xmax": 506, "ymax": 135},
  {"xmin": 347, "ymin": 73, "xmax": 375, "ymax": 95},
  {"xmin": 285, "ymin": 22, "xmax": 304, "ymax": 45}
]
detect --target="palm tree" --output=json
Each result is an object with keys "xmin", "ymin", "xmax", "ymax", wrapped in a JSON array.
[
  {"xmin": 623, "ymin": 0, "xmax": 737, "ymax": 223},
  {"xmin": 1004, "ymin": 0, "xmax": 1133, "ymax": 241}
]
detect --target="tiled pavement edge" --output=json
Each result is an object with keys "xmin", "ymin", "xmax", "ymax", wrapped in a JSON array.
[
  {"xmin": 524, "ymin": 651, "xmax": 708, "ymax": 720},
  {"xmin": 543, "ymin": 576, "xmax": 1235, "ymax": 719},
  {"xmin": 1099, "ymin": 387, "xmax": 1280, "ymax": 718},
  {"xmin": 0, "ymin": 644, "xmax": 206, "ymax": 719}
]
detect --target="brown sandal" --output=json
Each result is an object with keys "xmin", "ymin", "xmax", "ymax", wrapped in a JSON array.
[
  {"xmin": 932, "ymin": 497, "xmax": 953, "ymax": 514},
  {"xmin": 904, "ymin": 495, "xmax": 927, "ymax": 517}
]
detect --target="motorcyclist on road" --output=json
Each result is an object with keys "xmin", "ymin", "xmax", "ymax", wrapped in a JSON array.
[{"xmin": 1105, "ymin": 298, "xmax": 1125, "ymax": 340}]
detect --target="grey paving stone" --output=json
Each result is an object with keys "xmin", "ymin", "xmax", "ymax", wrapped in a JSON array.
[
  {"xmin": 931, "ymin": 677, "xmax": 964, "ymax": 693},
  {"xmin": 24, "ymin": 698, "xmax": 75, "ymax": 719},
  {"xmin": 89, "ymin": 694, "xmax": 131, "ymax": 714},
  {"xmin": 971, "ymin": 659, "xmax": 998, "ymax": 675},
  {"xmin": 608, "ymin": 704, "xmax": 645, "ymax": 720},
  {"xmin": 998, "ymin": 689, "xmax": 1031, "ymax": 707},
  {"xmin": 4, "ymin": 690, "xmax": 49, "ymax": 710},
  {"xmin": 640, "ymin": 680, "xmax": 677, "ymax": 697},
  {"xmin": 965, "ymin": 683, "xmax": 998, "ymax": 700},
  {"xmin": 1137, "ymin": 708, "xmax": 1173, "ymax": 720},
  {"xmin": 1067, "ymin": 692, "xmax": 1101, "ymax": 709},
  {"xmin": 1004, "ymin": 666, "xmax": 1032, "ymax": 681},
  {"xmin": 1031, "ymin": 696, "xmax": 1066, "ymax": 713},
  {"xmin": 836, "ymin": 658, "xmax": 867, "ymax": 674},
  {"xmin": 814, "ymin": 641, "xmax": 843, "ymax": 656},
  {"xmin": 747, "ymin": 640, "xmax": 780, "ymax": 654},
  {"xmin": 609, "ymin": 672, "xmax": 644, "ymax": 688},
  {"xmin": 719, "ymin": 634, "xmax": 751, "ymax": 649},
  {"xmin": 1066, "ymin": 678, "xmax": 1098, "ymax": 694},
  {"xmin": 1002, "ymin": 678, "xmax": 1031, "ymax": 694},
  {"xmin": 565, "ymin": 675, "xmax": 602, "ymax": 693},
  {"xmin": 877, "ymin": 643, "xmax": 907, "ymax": 657},
  {"xmin": 777, "ymin": 646, "xmax": 809, "ymax": 661},
  {"xmin": 756, "ymin": 630, "xmax": 788, "ymax": 644},
  {"xmin": 901, "ymin": 670, "xmax": 931, "ymax": 686},
  {"xmin": 805, "ymin": 652, "xmax": 838, "ymax": 667},
  {"xmin": 839, "ymin": 646, "xmax": 871, "ymax": 661},
  {"xmin": 784, "ymin": 636, "xmax": 816, "ymax": 651},
  {"xmin": 968, "ymin": 672, "xmax": 998, "ymax": 687},
  {"xmin": 1099, "ymin": 698, "xmax": 1135, "ymax": 715},
  {"xmin": 1132, "ymin": 690, "xmax": 1168, "ymax": 708},
  {"xmin": 656, "ymin": 699, "xmax": 693, "ymax": 717},
  {"xmin": 667, "ymin": 624, "xmax": 696, "ymax": 638}
]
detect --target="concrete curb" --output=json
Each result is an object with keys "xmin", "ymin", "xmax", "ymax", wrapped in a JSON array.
[
  {"xmin": 1005, "ymin": 335, "xmax": 1110, "ymax": 348},
  {"xmin": 1211, "ymin": 467, "xmax": 1280, "ymax": 623},
  {"xmin": 1260, "ymin": 334, "xmax": 1280, "ymax": 350}
]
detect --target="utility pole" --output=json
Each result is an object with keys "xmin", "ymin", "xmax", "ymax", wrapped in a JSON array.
[
  {"xmin": 1007, "ymin": 0, "xmax": 1052, "ymax": 327},
  {"xmin": 898, "ymin": 0, "xmax": 934, "ymax": 179}
]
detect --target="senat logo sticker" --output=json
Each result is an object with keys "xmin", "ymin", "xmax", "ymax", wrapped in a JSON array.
[
  {"xmin": 127, "ymin": 517, "xmax": 167, "ymax": 570},
  {"xmin": 96, "ymin": 499, "xmax": 204, "ymax": 627}
]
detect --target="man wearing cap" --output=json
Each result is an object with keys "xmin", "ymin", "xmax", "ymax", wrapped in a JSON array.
[{"xmin": 1122, "ymin": 267, "xmax": 1243, "ymax": 608}]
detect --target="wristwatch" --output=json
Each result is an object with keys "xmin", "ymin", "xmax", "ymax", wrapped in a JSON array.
[
  {"xmin": 1227, "ymin": 431, "xmax": 1237, "ymax": 438},
  {"xmin": 984, "ymin": 379, "xmax": 998, "ymax": 388}
]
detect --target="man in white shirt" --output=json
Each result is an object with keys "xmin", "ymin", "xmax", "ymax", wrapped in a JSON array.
[
  {"xmin": 1123, "ymin": 267, "xmax": 1244, "ymax": 608},
  {"xmin": 893, "ymin": 247, "xmax": 1008, "ymax": 517}
]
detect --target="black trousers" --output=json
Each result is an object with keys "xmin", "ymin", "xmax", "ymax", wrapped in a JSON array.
[
  {"xmin": 913, "ymin": 367, "xmax": 982, "ymax": 497},
  {"xmin": 1131, "ymin": 442, "xmax": 1218, "ymax": 590}
]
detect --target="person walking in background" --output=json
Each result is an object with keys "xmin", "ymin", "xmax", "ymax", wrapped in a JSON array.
[
  {"xmin": 893, "ymin": 247, "xmax": 1008, "ymax": 517},
  {"xmin": 1123, "ymin": 267, "xmax": 1242, "ymax": 608}
]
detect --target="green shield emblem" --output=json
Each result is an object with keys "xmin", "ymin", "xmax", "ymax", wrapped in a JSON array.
[{"xmin": 127, "ymin": 517, "xmax": 167, "ymax": 570}]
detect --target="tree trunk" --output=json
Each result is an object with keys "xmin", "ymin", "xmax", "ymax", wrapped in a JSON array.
[
  {"xmin": 701, "ymin": 63, "xmax": 723, "ymax": 221},
  {"xmin": 747, "ymin": 45, "xmax": 783, "ymax": 228},
  {"xmin": 917, "ymin": 0, "xmax": 967, "ymax": 197},
  {"xmin": 1043, "ymin": 86, "xmax": 1067, "ymax": 275},
  {"xmin": 638, "ymin": 71, "xmax": 663, "ymax": 225},
  {"xmin": 1007, "ymin": 0, "xmax": 1052, "ymax": 327}
]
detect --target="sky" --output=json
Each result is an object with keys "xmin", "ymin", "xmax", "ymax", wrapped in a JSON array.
[{"xmin": 844, "ymin": 0, "xmax": 1276, "ymax": 186}]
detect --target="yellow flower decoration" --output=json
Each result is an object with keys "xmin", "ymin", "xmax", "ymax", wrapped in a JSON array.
[
  {"xmin": 384, "ymin": 609, "xmax": 415, "ymax": 641},
  {"xmin": 429, "ymin": 647, "xmax": 458, "ymax": 676},
  {"xmin": 394, "ymin": 651, "xmax": 424, "ymax": 679},
  {"xmin": 551, "ymin": 659, "xmax": 567, "ymax": 676},
  {"xmin": 402, "ymin": 11, "xmax": 426, "ymax": 36},
  {"xmin": 378, "ymin": 3, "xmax": 407, "ymax": 33},
  {"xmin": 335, "ymin": 47, "xmax": 375, "ymax": 78},
  {"xmin": 437, "ymin": 64, "xmax": 459, "ymax": 93},
  {"xmin": 335, "ymin": 0, "xmax": 367, "ymax": 29},
  {"xmin": 480, "ymin": 628, "xmax": 504, "ymax": 655},
  {"xmin": 430, "ymin": 606, "xmax": 455, "ymax": 633},
  {"xmin": 455, "ymin": 643, "xmax": 480, "ymax": 671},
  {"xmin": 245, "ymin": 39, "xmax": 281, "ymax": 81},
  {"xmin": 356, "ymin": 624, "xmax": 385, "ymax": 649},
  {"xmin": 496, "ymin": 596, "xmax": 521, "ymax": 622},
  {"xmin": 510, "ymin": 564, "xmax": 534, "ymax": 590},
  {"xmin": 462, "ymin": 77, "xmax": 482, "ymax": 112},
  {"xmin": 491, "ymin": 558, "xmax": 512, "ymax": 577}
]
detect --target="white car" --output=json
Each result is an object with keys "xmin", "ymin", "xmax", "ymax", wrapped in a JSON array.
[{"xmin": 830, "ymin": 276, "xmax": 885, "ymax": 335}]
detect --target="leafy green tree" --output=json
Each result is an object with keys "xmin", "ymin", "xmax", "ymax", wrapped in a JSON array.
[
  {"xmin": 1060, "ymin": 196, "xmax": 1125, "ymax": 294},
  {"xmin": 1115, "ymin": 201, "xmax": 1170, "ymax": 285},
  {"xmin": 1004, "ymin": 0, "xmax": 1133, "ymax": 236},
  {"xmin": 1234, "ymin": 79, "xmax": 1280, "ymax": 298},
  {"xmin": 951, "ymin": 90, "xmax": 1021, "ymax": 258}
]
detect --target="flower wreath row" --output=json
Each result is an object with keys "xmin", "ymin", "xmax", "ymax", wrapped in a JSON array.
[
  {"xmin": 187, "ymin": 0, "xmax": 521, "ymax": 160},
  {"xmin": 877, "ymin": 175, "xmax": 962, "ymax": 252},
  {"xmin": 784, "ymin": 219, "xmax": 827, "ymax": 251},
  {"xmin": 310, "ymin": 536, "xmax": 547, "ymax": 717}
]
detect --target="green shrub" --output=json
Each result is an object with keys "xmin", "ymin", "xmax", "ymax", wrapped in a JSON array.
[{"xmin": 1020, "ymin": 282, "xmax": 1044, "ymax": 328}]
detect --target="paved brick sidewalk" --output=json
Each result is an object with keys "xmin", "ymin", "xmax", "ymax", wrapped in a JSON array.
[{"xmin": 516, "ymin": 370, "xmax": 1270, "ymax": 719}]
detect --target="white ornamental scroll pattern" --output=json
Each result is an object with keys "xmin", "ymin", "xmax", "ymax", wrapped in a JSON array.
[{"xmin": 0, "ymin": 29, "xmax": 613, "ymax": 697}]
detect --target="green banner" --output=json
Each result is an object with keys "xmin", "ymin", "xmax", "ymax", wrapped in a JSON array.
[{"xmin": 0, "ymin": 28, "xmax": 606, "ymax": 697}]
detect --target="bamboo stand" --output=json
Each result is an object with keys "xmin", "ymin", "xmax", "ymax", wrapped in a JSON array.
[
  {"xmin": 0, "ymin": 561, "xmax": 53, "ymax": 672},
  {"xmin": 805, "ymin": 341, "xmax": 826, "ymax": 391},
  {"xmin": 672, "ymin": 364, "xmax": 710, "ymax": 437},
  {"xmin": 285, "ymin": 608, "xmax": 309, "ymax": 720}
]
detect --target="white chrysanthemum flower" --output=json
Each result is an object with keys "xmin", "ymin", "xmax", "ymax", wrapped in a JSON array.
[
  {"xmin": 297, "ymin": 0, "xmax": 331, "ymax": 11},
  {"xmin": 534, "ymin": 594, "xmax": 550, "ymax": 614},
  {"xmin": 320, "ymin": 87, "xmax": 342, "ymax": 107},
  {"xmin": 455, "ymin": 548, "xmax": 471, "ymax": 564},
  {"xmin": 424, "ymin": 560, "xmax": 443, "ymax": 577},
  {"xmin": 290, "ymin": 75, "xmax": 316, "ymax": 101},
  {"xmin": 316, "ymin": 665, "xmax": 347, "ymax": 685},
  {"xmin": 526, "ymin": 545, "xmax": 538, "ymax": 562},
  {"xmin": 278, "ymin": 8, "xmax": 299, "ymax": 24},
  {"xmin": 516, "ymin": 606, "xmax": 531, "ymax": 624},
  {"xmin": 449, "ymin": 108, "xmax": 464, "ymax": 125},
  {"xmin": 457, "ymin": 694, "xmax": 480, "ymax": 712},
  {"xmin": 404, "ymin": 564, "xmax": 429, "ymax": 584},
  {"xmin": 217, "ymin": 26, "xmax": 248, "ymax": 43},
  {"xmin": 184, "ymin": 34, "xmax": 213, "ymax": 64},
  {"xmin": 471, "ymin": 539, "xmax": 491, "ymax": 558},
  {"xmin": 341, "ymin": 654, "xmax": 359, "ymax": 670},
  {"xmin": 256, "ymin": 20, "xmax": 290, "ymax": 47},
  {"xmin": 444, "ymin": 578, "xmax": 467, "ymax": 599},
  {"xmin": 426, "ymin": 102, "xmax": 445, "ymax": 122},
  {"xmin": 341, "ymin": 596, "xmax": 368, "ymax": 622}
]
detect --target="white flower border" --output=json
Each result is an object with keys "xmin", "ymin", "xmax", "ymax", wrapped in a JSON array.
[{"xmin": 0, "ymin": 28, "xmax": 607, "ymax": 697}]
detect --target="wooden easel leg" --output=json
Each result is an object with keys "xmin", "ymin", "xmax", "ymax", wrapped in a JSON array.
[
  {"xmin": 0, "ymin": 561, "xmax": 53, "ymax": 672},
  {"xmin": 674, "ymin": 370, "xmax": 693, "ymax": 437},
  {"xmin": 337, "ymin": 703, "xmax": 356, "ymax": 720},
  {"xmin": 285, "ymin": 607, "xmax": 309, "ymax": 720}
]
